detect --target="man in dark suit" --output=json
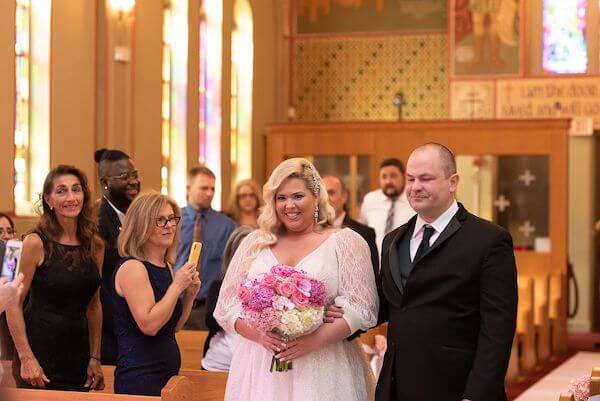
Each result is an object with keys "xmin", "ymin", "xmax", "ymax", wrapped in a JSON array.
[
  {"xmin": 322, "ymin": 175, "xmax": 379, "ymax": 279},
  {"xmin": 94, "ymin": 149, "xmax": 141, "ymax": 365},
  {"xmin": 376, "ymin": 144, "xmax": 517, "ymax": 401}
]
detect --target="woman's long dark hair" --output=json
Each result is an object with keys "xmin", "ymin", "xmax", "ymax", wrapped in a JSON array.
[{"xmin": 34, "ymin": 165, "xmax": 99, "ymax": 262}]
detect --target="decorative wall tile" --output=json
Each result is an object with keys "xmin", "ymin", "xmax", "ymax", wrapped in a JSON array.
[{"xmin": 293, "ymin": 35, "xmax": 448, "ymax": 121}]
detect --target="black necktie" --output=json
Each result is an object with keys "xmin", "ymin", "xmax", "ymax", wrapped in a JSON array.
[{"xmin": 414, "ymin": 225, "xmax": 435, "ymax": 262}]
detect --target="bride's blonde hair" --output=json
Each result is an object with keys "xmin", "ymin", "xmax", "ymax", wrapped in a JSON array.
[{"xmin": 251, "ymin": 158, "xmax": 335, "ymax": 256}]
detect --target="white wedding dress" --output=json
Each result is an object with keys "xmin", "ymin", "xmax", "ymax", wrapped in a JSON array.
[{"xmin": 214, "ymin": 228, "xmax": 379, "ymax": 401}]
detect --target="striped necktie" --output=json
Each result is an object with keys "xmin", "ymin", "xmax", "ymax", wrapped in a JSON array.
[{"xmin": 384, "ymin": 198, "xmax": 397, "ymax": 234}]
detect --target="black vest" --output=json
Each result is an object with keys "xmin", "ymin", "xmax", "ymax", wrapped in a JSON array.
[{"xmin": 396, "ymin": 225, "xmax": 415, "ymax": 295}]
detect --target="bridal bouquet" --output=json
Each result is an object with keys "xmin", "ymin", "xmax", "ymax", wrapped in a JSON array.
[{"xmin": 238, "ymin": 264, "xmax": 326, "ymax": 372}]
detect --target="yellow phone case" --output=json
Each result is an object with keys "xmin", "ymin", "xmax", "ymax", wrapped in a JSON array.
[{"xmin": 188, "ymin": 242, "xmax": 203, "ymax": 268}]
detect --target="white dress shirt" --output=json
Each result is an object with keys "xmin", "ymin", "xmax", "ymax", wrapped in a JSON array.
[
  {"xmin": 333, "ymin": 211, "xmax": 346, "ymax": 228},
  {"xmin": 105, "ymin": 196, "xmax": 125, "ymax": 224},
  {"xmin": 410, "ymin": 200, "xmax": 459, "ymax": 262},
  {"xmin": 359, "ymin": 189, "xmax": 414, "ymax": 254}
]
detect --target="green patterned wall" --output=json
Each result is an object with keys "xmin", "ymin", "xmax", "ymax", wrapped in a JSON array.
[{"xmin": 293, "ymin": 35, "xmax": 448, "ymax": 121}]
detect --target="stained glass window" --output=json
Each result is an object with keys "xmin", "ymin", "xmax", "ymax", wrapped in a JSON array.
[
  {"xmin": 15, "ymin": 0, "xmax": 50, "ymax": 216},
  {"xmin": 230, "ymin": 0, "xmax": 253, "ymax": 187},
  {"xmin": 542, "ymin": 0, "xmax": 588, "ymax": 73},
  {"xmin": 199, "ymin": 1, "xmax": 222, "ymax": 208},
  {"xmin": 161, "ymin": 0, "xmax": 188, "ymax": 205}
]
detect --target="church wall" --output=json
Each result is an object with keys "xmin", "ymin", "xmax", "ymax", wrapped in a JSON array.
[{"xmin": 290, "ymin": 1, "xmax": 598, "ymax": 331}]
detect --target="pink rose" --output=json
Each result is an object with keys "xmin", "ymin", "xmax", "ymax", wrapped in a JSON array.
[
  {"xmin": 275, "ymin": 281, "xmax": 295, "ymax": 297},
  {"xmin": 263, "ymin": 273, "xmax": 278, "ymax": 287},
  {"xmin": 291, "ymin": 292, "xmax": 309, "ymax": 307},
  {"xmin": 271, "ymin": 264, "xmax": 294, "ymax": 277},
  {"xmin": 293, "ymin": 277, "xmax": 312, "ymax": 296},
  {"xmin": 238, "ymin": 286, "xmax": 252, "ymax": 303}
]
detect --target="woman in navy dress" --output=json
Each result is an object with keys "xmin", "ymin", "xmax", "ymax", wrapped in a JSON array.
[{"xmin": 110, "ymin": 191, "xmax": 200, "ymax": 396}]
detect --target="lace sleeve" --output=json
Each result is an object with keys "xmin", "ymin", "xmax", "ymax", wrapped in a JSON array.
[
  {"xmin": 214, "ymin": 231, "xmax": 262, "ymax": 333},
  {"xmin": 333, "ymin": 228, "xmax": 379, "ymax": 334}
]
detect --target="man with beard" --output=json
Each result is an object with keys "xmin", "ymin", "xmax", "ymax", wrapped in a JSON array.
[
  {"xmin": 360, "ymin": 158, "xmax": 414, "ymax": 254},
  {"xmin": 94, "ymin": 149, "xmax": 141, "ymax": 364}
]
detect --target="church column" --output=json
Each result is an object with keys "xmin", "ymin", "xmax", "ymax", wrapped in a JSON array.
[
  {"xmin": 51, "ymin": 0, "xmax": 96, "ymax": 187},
  {"xmin": 0, "ymin": 1, "xmax": 16, "ymax": 212}
]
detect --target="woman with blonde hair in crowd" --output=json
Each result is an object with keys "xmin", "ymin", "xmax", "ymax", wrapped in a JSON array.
[
  {"xmin": 7, "ymin": 165, "xmax": 104, "ymax": 391},
  {"xmin": 214, "ymin": 158, "xmax": 378, "ymax": 401},
  {"xmin": 110, "ymin": 191, "xmax": 200, "ymax": 396},
  {"xmin": 225, "ymin": 179, "xmax": 263, "ymax": 228}
]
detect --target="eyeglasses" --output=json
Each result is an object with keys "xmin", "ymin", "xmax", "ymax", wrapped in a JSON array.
[
  {"xmin": 238, "ymin": 193, "xmax": 257, "ymax": 199},
  {"xmin": 156, "ymin": 215, "xmax": 181, "ymax": 228},
  {"xmin": 105, "ymin": 170, "xmax": 139, "ymax": 181},
  {"xmin": 0, "ymin": 228, "xmax": 15, "ymax": 235}
]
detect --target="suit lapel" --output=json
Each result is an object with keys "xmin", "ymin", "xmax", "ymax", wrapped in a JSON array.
[{"xmin": 387, "ymin": 218, "xmax": 415, "ymax": 292}]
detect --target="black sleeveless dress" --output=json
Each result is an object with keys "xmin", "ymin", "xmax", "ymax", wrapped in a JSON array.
[
  {"xmin": 14, "ymin": 241, "xmax": 101, "ymax": 391},
  {"xmin": 110, "ymin": 258, "xmax": 182, "ymax": 396}
]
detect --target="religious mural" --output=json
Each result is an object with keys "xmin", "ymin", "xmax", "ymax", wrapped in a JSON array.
[
  {"xmin": 296, "ymin": 0, "xmax": 447, "ymax": 34},
  {"xmin": 451, "ymin": 0, "xmax": 522, "ymax": 77}
]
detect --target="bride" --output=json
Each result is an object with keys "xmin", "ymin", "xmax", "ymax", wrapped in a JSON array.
[{"xmin": 214, "ymin": 158, "xmax": 378, "ymax": 401}]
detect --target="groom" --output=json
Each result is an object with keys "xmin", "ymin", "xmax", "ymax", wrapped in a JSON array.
[{"xmin": 376, "ymin": 143, "xmax": 517, "ymax": 401}]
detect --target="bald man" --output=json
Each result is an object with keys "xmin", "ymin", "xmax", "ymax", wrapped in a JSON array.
[
  {"xmin": 322, "ymin": 175, "xmax": 379, "ymax": 280},
  {"xmin": 376, "ymin": 143, "xmax": 517, "ymax": 401}
]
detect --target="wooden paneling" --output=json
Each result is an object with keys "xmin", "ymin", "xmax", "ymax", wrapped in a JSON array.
[{"xmin": 266, "ymin": 119, "xmax": 570, "ymax": 350}]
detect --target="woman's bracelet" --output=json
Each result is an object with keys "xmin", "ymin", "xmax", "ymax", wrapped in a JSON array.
[{"xmin": 90, "ymin": 355, "xmax": 101, "ymax": 362}]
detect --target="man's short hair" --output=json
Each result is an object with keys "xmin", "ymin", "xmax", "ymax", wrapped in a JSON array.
[
  {"xmin": 324, "ymin": 175, "xmax": 348, "ymax": 194},
  {"xmin": 421, "ymin": 143, "xmax": 457, "ymax": 178},
  {"xmin": 379, "ymin": 158, "xmax": 405, "ymax": 174},
  {"xmin": 188, "ymin": 165, "xmax": 216, "ymax": 181},
  {"xmin": 94, "ymin": 148, "xmax": 131, "ymax": 178}
]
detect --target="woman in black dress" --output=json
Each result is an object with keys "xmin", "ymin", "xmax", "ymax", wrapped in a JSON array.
[
  {"xmin": 111, "ymin": 191, "xmax": 199, "ymax": 396},
  {"xmin": 6, "ymin": 165, "xmax": 104, "ymax": 391}
]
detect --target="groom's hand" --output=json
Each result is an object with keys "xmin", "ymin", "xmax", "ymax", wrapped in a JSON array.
[{"xmin": 324, "ymin": 305, "xmax": 343, "ymax": 323}]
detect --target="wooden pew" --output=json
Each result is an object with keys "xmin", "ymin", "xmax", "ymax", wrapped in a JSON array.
[
  {"xmin": 505, "ymin": 334, "xmax": 520, "ymax": 383},
  {"xmin": 1, "ymin": 375, "xmax": 193, "ymax": 401},
  {"xmin": 358, "ymin": 324, "xmax": 387, "ymax": 348},
  {"xmin": 533, "ymin": 274, "xmax": 551, "ymax": 363},
  {"xmin": 176, "ymin": 330, "xmax": 208, "ymax": 370},
  {"xmin": 99, "ymin": 364, "xmax": 227, "ymax": 399},
  {"xmin": 558, "ymin": 394, "xmax": 575, "ymax": 401},
  {"xmin": 549, "ymin": 272, "xmax": 568, "ymax": 354},
  {"xmin": 517, "ymin": 275, "xmax": 536, "ymax": 373},
  {"xmin": 2, "ymin": 361, "xmax": 226, "ymax": 401}
]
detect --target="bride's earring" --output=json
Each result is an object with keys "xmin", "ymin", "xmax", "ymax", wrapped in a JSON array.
[{"xmin": 314, "ymin": 205, "xmax": 319, "ymax": 223}]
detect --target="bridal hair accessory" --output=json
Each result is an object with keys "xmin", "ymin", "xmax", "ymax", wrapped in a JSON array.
[{"xmin": 303, "ymin": 163, "xmax": 321, "ymax": 196}]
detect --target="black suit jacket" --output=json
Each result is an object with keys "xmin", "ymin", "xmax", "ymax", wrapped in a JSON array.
[
  {"xmin": 343, "ymin": 215, "xmax": 379, "ymax": 281},
  {"xmin": 97, "ymin": 198, "xmax": 122, "ymax": 365},
  {"xmin": 342, "ymin": 215, "xmax": 380, "ymax": 341},
  {"xmin": 376, "ymin": 203, "xmax": 517, "ymax": 401}
]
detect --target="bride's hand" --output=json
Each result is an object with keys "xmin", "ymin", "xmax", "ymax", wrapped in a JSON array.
[
  {"xmin": 276, "ymin": 333, "xmax": 319, "ymax": 362},
  {"xmin": 323, "ymin": 304, "xmax": 344, "ymax": 323},
  {"xmin": 257, "ymin": 331, "xmax": 287, "ymax": 353}
]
